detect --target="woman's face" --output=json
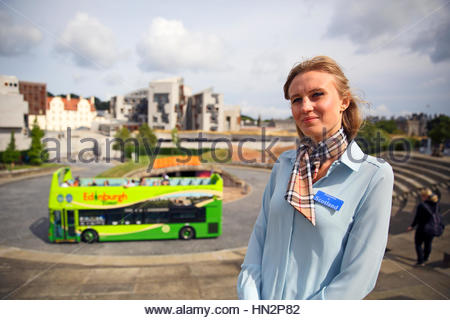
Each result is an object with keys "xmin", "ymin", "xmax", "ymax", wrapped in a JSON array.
[{"xmin": 288, "ymin": 71, "xmax": 349, "ymax": 142}]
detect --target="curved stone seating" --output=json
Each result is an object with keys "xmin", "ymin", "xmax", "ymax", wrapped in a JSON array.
[
  {"xmin": 401, "ymin": 158, "xmax": 450, "ymax": 177},
  {"xmin": 391, "ymin": 170, "xmax": 423, "ymax": 200},
  {"xmin": 394, "ymin": 161, "xmax": 449, "ymax": 183},
  {"xmin": 384, "ymin": 152, "xmax": 450, "ymax": 202},
  {"xmin": 392, "ymin": 165, "xmax": 438, "ymax": 187},
  {"xmin": 392, "ymin": 177, "xmax": 410, "ymax": 198}
]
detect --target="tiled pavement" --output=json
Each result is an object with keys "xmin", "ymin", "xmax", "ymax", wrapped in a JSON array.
[
  {"xmin": 0, "ymin": 222, "xmax": 448, "ymax": 300},
  {"xmin": 0, "ymin": 167, "xmax": 448, "ymax": 300}
]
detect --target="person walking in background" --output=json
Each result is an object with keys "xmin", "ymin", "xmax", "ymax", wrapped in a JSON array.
[{"xmin": 407, "ymin": 188, "xmax": 440, "ymax": 266}]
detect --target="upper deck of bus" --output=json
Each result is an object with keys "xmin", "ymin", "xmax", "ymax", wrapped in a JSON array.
[{"xmin": 49, "ymin": 167, "xmax": 223, "ymax": 209}]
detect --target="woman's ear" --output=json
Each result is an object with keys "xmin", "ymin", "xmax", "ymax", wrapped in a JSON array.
[{"xmin": 340, "ymin": 94, "xmax": 350, "ymax": 112}]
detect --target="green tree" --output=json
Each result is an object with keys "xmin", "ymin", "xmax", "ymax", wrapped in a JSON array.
[
  {"xmin": 28, "ymin": 119, "xmax": 47, "ymax": 165},
  {"xmin": 171, "ymin": 127, "xmax": 180, "ymax": 147},
  {"xmin": 94, "ymin": 97, "xmax": 110, "ymax": 111},
  {"xmin": 428, "ymin": 115, "xmax": 450, "ymax": 146},
  {"xmin": 113, "ymin": 126, "xmax": 134, "ymax": 160},
  {"xmin": 356, "ymin": 121, "xmax": 391, "ymax": 154},
  {"xmin": 2, "ymin": 132, "xmax": 20, "ymax": 166},
  {"xmin": 137, "ymin": 123, "xmax": 157, "ymax": 156},
  {"xmin": 240, "ymin": 114, "xmax": 255, "ymax": 121},
  {"xmin": 375, "ymin": 119, "xmax": 402, "ymax": 134}
]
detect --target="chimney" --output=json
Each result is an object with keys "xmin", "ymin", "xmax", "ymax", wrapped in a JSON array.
[
  {"xmin": 90, "ymin": 96, "xmax": 95, "ymax": 105},
  {"xmin": 66, "ymin": 94, "xmax": 71, "ymax": 101}
]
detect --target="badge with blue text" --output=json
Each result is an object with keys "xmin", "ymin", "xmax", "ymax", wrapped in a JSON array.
[{"xmin": 314, "ymin": 190, "xmax": 344, "ymax": 211}]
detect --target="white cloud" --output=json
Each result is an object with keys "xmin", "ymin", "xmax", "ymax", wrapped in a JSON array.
[
  {"xmin": 136, "ymin": 17, "xmax": 224, "ymax": 72},
  {"xmin": 325, "ymin": 0, "xmax": 450, "ymax": 63},
  {"xmin": 103, "ymin": 73, "xmax": 124, "ymax": 86},
  {"xmin": 421, "ymin": 76, "xmax": 447, "ymax": 87},
  {"xmin": 56, "ymin": 12, "xmax": 120, "ymax": 69},
  {"xmin": 72, "ymin": 73, "xmax": 87, "ymax": 84},
  {"xmin": 399, "ymin": 110, "xmax": 412, "ymax": 117},
  {"xmin": 0, "ymin": 11, "xmax": 42, "ymax": 56},
  {"xmin": 361, "ymin": 104, "xmax": 393, "ymax": 118},
  {"xmin": 251, "ymin": 51, "xmax": 287, "ymax": 75}
]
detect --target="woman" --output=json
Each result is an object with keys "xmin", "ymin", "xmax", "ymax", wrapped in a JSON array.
[
  {"xmin": 237, "ymin": 56, "xmax": 394, "ymax": 299},
  {"xmin": 407, "ymin": 188, "xmax": 440, "ymax": 266}
]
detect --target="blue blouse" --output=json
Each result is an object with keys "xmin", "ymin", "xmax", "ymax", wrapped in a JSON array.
[{"xmin": 237, "ymin": 141, "xmax": 394, "ymax": 299}]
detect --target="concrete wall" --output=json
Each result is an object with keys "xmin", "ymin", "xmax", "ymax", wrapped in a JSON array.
[
  {"xmin": 0, "ymin": 75, "xmax": 30, "ymax": 150},
  {"xmin": 223, "ymin": 105, "xmax": 241, "ymax": 131}
]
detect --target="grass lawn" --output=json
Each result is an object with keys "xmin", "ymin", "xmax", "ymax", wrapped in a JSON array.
[
  {"xmin": 96, "ymin": 150, "xmax": 231, "ymax": 178},
  {"xmin": 96, "ymin": 156, "xmax": 153, "ymax": 178}
]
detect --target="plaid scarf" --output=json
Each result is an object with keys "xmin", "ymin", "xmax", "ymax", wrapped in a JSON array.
[{"xmin": 285, "ymin": 128, "xmax": 348, "ymax": 226}]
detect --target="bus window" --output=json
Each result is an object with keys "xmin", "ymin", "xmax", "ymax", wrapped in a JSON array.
[
  {"xmin": 170, "ymin": 207, "xmax": 206, "ymax": 223},
  {"xmin": 106, "ymin": 213, "xmax": 123, "ymax": 225},
  {"xmin": 54, "ymin": 210, "xmax": 63, "ymax": 238},
  {"xmin": 79, "ymin": 210, "xmax": 105, "ymax": 226},
  {"xmin": 121, "ymin": 212, "xmax": 135, "ymax": 225},
  {"xmin": 143, "ymin": 211, "xmax": 170, "ymax": 224},
  {"xmin": 67, "ymin": 210, "xmax": 76, "ymax": 237},
  {"xmin": 134, "ymin": 212, "xmax": 144, "ymax": 224}
]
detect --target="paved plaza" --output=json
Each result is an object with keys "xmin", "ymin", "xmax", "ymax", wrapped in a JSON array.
[{"xmin": 0, "ymin": 161, "xmax": 449, "ymax": 300}]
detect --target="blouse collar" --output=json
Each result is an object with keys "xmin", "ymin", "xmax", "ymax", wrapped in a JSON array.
[{"xmin": 289, "ymin": 140, "xmax": 364, "ymax": 172}]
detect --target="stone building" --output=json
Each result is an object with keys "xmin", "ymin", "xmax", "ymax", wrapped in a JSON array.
[
  {"xmin": 396, "ymin": 113, "xmax": 428, "ymax": 136},
  {"xmin": 29, "ymin": 95, "xmax": 97, "ymax": 131}
]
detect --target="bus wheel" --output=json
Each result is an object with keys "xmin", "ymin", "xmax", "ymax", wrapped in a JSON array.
[
  {"xmin": 179, "ymin": 226, "xmax": 195, "ymax": 240},
  {"xmin": 81, "ymin": 230, "xmax": 98, "ymax": 243}
]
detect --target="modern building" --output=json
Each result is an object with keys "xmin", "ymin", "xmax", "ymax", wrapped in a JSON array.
[
  {"xmin": 110, "ymin": 88, "xmax": 148, "ymax": 123},
  {"xmin": 29, "ymin": 94, "xmax": 97, "ymax": 131},
  {"xmin": 110, "ymin": 95, "xmax": 133, "ymax": 121},
  {"xmin": 148, "ymin": 77, "xmax": 191, "ymax": 130},
  {"xmin": 184, "ymin": 88, "xmax": 224, "ymax": 132},
  {"xmin": 147, "ymin": 77, "xmax": 230, "ymax": 132},
  {"xmin": 223, "ymin": 105, "xmax": 241, "ymax": 132},
  {"xmin": 0, "ymin": 75, "xmax": 30, "ymax": 150},
  {"xmin": 18, "ymin": 80, "xmax": 47, "ymax": 118}
]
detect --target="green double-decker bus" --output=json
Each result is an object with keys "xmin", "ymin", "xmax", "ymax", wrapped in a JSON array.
[{"xmin": 48, "ymin": 167, "xmax": 223, "ymax": 243}]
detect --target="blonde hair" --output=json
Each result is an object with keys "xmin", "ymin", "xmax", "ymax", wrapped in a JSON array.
[
  {"xmin": 420, "ymin": 188, "xmax": 438, "ymax": 203},
  {"xmin": 283, "ymin": 56, "xmax": 363, "ymax": 141}
]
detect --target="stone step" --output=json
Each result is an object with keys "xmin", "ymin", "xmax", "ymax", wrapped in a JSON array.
[
  {"xmin": 403, "ymin": 159, "xmax": 450, "ymax": 177},
  {"xmin": 389, "ymin": 151, "xmax": 450, "ymax": 165},
  {"xmin": 393, "ymin": 171, "xmax": 422, "ymax": 190},
  {"xmin": 391, "ymin": 161, "xmax": 450, "ymax": 184},
  {"xmin": 393, "ymin": 178, "xmax": 410, "ymax": 194},
  {"xmin": 382, "ymin": 152, "xmax": 450, "ymax": 173},
  {"xmin": 392, "ymin": 166, "xmax": 438, "ymax": 186},
  {"xmin": 409, "ymin": 152, "xmax": 450, "ymax": 164}
]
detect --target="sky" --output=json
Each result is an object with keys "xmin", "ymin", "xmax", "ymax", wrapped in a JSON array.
[{"xmin": 1, "ymin": 0, "xmax": 449, "ymax": 119}]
